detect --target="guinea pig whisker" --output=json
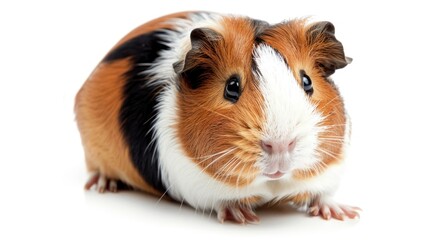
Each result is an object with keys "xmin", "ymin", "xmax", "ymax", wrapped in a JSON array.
[
  {"xmin": 156, "ymin": 182, "xmax": 176, "ymax": 204},
  {"xmin": 216, "ymin": 158, "xmax": 242, "ymax": 185},
  {"xmin": 208, "ymin": 195, "xmax": 219, "ymax": 219},
  {"xmin": 195, "ymin": 149, "xmax": 238, "ymax": 181},
  {"xmin": 200, "ymin": 157, "xmax": 242, "ymax": 217},
  {"xmin": 192, "ymin": 147, "xmax": 237, "ymax": 162},
  {"xmin": 318, "ymin": 112, "xmax": 336, "ymax": 122},
  {"xmin": 179, "ymin": 196, "xmax": 186, "ymax": 211},
  {"xmin": 320, "ymin": 142, "xmax": 344, "ymax": 149},
  {"xmin": 194, "ymin": 151, "xmax": 241, "ymax": 212},
  {"xmin": 213, "ymin": 156, "xmax": 240, "ymax": 177},
  {"xmin": 197, "ymin": 106, "xmax": 241, "ymax": 125},
  {"xmin": 317, "ymin": 147, "xmax": 338, "ymax": 158},
  {"xmin": 316, "ymin": 148, "xmax": 342, "ymax": 162},
  {"xmin": 301, "ymin": 160, "xmax": 329, "ymax": 178},
  {"xmin": 319, "ymin": 134, "xmax": 344, "ymax": 140},
  {"xmin": 317, "ymin": 124, "xmax": 346, "ymax": 131},
  {"xmin": 161, "ymin": 144, "xmax": 255, "ymax": 216},
  {"xmin": 221, "ymin": 164, "xmax": 241, "ymax": 192},
  {"xmin": 195, "ymin": 148, "xmax": 238, "ymax": 169},
  {"xmin": 216, "ymin": 158, "xmax": 242, "ymax": 187},
  {"xmin": 319, "ymin": 132, "xmax": 339, "ymax": 137},
  {"xmin": 162, "ymin": 153, "xmax": 237, "ymax": 202},
  {"xmin": 317, "ymin": 128, "xmax": 347, "ymax": 136},
  {"xmin": 166, "ymin": 148, "xmax": 238, "ymax": 210},
  {"xmin": 211, "ymin": 157, "xmax": 240, "ymax": 184},
  {"xmin": 313, "ymin": 161, "xmax": 328, "ymax": 175},
  {"xmin": 143, "ymin": 121, "xmax": 165, "ymax": 160},
  {"xmin": 317, "ymin": 128, "xmax": 344, "ymax": 135},
  {"xmin": 319, "ymin": 142, "xmax": 344, "ymax": 149},
  {"xmin": 143, "ymin": 113, "xmax": 158, "ymax": 127},
  {"xmin": 316, "ymin": 95, "xmax": 341, "ymax": 112},
  {"xmin": 319, "ymin": 137, "xmax": 345, "ymax": 142},
  {"xmin": 319, "ymin": 129, "xmax": 343, "ymax": 135},
  {"xmin": 235, "ymin": 162, "xmax": 248, "ymax": 191}
]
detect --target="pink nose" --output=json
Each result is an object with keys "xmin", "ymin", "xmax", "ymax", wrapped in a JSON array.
[{"xmin": 261, "ymin": 139, "xmax": 296, "ymax": 154}]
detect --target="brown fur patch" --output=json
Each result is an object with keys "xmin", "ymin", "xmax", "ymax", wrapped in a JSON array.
[
  {"xmin": 75, "ymin": 59, "xmax": 160, "ymax": 196},
  {"xmin": 260, "ymin": 20, "xmax": 347, "ymax": 180},
  {"xmin": 176, "ymin": 17, "xmax": 264, "ymax": 187}
]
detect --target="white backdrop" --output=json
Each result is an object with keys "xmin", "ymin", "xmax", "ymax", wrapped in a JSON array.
[{"xmin": 1, "ymin": 0, "xmax": 428, "ymax": 239}]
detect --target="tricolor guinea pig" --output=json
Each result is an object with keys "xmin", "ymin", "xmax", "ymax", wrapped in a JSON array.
[{"xmin": 75, "ymin": 11, "xmax": 359, "ymax": 223}]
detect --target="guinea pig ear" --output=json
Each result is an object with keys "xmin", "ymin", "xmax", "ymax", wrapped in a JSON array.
[
  {"xmin": 174, "ymin": 28, "xmax": 218, "ymax": 74},
  {"xmin": 173, "ymin": 28, "xmax": 221, "ymax": 88},
  {"xmin": 306, "ymin": 21, "xmax": 351, "ymax": 77}
]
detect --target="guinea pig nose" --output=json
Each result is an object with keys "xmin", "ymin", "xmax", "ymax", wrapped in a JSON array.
[{"xmin": 261, "ymin": 139, "xmax": 296, "ymax": 154}]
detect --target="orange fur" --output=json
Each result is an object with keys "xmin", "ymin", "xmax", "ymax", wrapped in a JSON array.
[
  {"xmin": 177, "ymin": 17, "xmax": 265, "ymax": 187},
  {"xmin": 239, "ymin": 196, "xmax": 262, "ymax": 205},
  {"xmin": 75, "ymin": 58, "xmax": 160, "ymax": 196}
]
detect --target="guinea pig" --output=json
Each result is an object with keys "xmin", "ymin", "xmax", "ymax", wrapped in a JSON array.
[{"xmin": 75, "ymin": 11, "xmax": 359, "ymax": 224}]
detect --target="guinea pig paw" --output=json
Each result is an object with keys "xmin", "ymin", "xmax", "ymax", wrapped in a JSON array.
[
  {"xmin": 84, "ymin": 173, "xmax": 118, "ymax": 193},
  {"xmin": 217, "ymin": 205, "xmax": 259, "ymax": 224},
  {"xmin": 108, "ymin": 180, "xmax": 118, "ymax": 192},
  {"xmin": 309, "ymin": 196, "xmax": 361, "ymax": 221}
]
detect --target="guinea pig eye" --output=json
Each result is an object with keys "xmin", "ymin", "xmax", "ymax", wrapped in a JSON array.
[
  {"xmin": 301, "ymin": 72, "xmax": 313, "ymax": 96},
  {"xmin": 224, "ymin": 75, "xmax": 241, "ymax": 103}
]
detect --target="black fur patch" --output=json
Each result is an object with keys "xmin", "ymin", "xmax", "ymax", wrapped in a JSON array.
[
  {"xmin": 105, "ymin": 31, "xmax": 169, "ymax": 194},
  {"xmin": 251, "ymin": 58, "xmax": 261, "ymax": 77},
  {"xmin": 182, "ymin": 65, "xmax": 213, "ymax": 89}
]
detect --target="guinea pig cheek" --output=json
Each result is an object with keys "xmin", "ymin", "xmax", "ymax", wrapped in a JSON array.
[{"xmin": 176, "ymin": 89, "xmax": 262, "ymax": 187}]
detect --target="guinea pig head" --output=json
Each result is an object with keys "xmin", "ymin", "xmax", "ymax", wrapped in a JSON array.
[
  {"xmin": 175, "ymin": 18, "xmax": 350, "ymax": 187},
  {"xmin": 258, "ymin": 20, "xmax": 351, "ymax": 180}
]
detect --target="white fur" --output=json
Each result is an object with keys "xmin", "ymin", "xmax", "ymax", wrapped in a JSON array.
[
  {"xmin": 148, "ymin": 13, "xmax": 344, "ymax": 212},
  {"xmin": 253, "ymin": 44, "xmax": 324, "ymax": 174},
  {"xmin": 150, "ymin": 12, "xmax": 239, "ymax": 209}
]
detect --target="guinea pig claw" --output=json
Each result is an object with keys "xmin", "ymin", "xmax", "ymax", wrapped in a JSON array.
[
  {"xmin": 341, "ymin": 206, "xmax": 361, "ymax": 219},
  {"xmin": 108, "ymin": 180, "xmax": 118, "ymax": 192},
  {"xmin": 240, "ymin": 206, "xmax": 260, "ymax": 224},
  {"xmin": 84, "ymin": 173, "xmax": 100, "ymax": 190},
  {"xmin": 309, "ymin": 196, "xmax": 361, "ymax": 221},
  {"xmin": 84, "ymin": 172, "xmax": 118, "ymax": 193},
  {"xmin": 97, "ymin": 175, "xmax": 107, "ymax": 193},
  {"xmin": 217, "ymin": 205, "xmax": 259, "ymax": 224},
  {"xmin": 309, "ymin": 206, "xmax": 320, "ymax": 216}
]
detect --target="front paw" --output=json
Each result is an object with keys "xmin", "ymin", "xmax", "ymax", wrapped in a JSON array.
[
  {"xmin": 309, "ymin": 196, "xmax": 361, "ymax": 220},
  {"xmin": 216, "ymin": 204, "xmax": 259, "ymax": 224}
]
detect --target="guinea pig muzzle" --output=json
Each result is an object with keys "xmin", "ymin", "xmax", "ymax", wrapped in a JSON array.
[{"xmin": 260, "ymin": 138, "xmax": 296, "ymax": 179}]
